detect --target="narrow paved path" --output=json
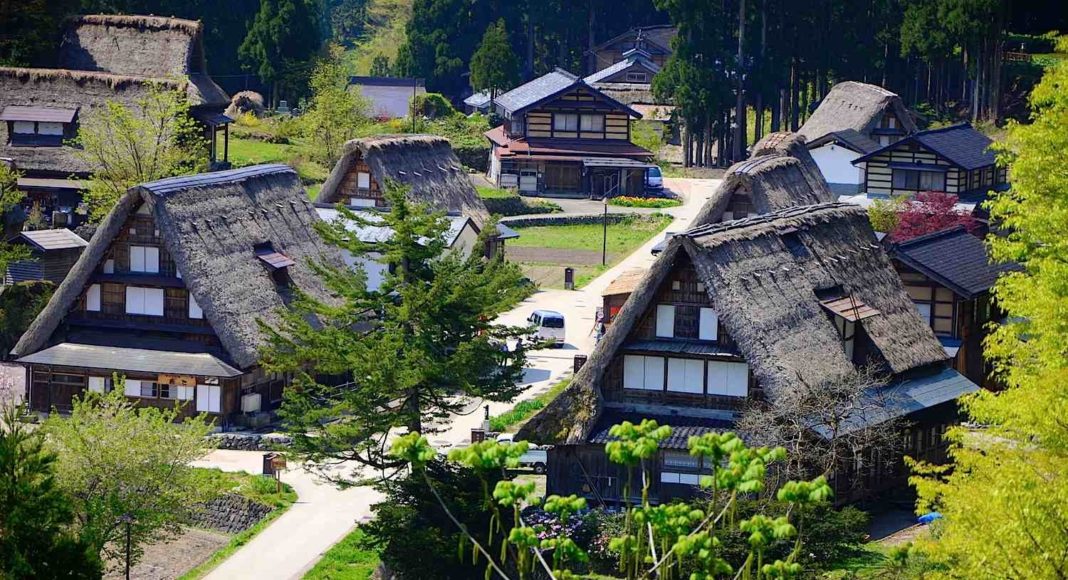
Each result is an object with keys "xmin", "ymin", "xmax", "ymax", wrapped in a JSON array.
[{"xmin": 197, "ymin": 177, "xmax": 719, "ymax": 579}]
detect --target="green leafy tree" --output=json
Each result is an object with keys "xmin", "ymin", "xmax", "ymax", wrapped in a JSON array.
[
  {"xmin": 0, "ymin": 403, "xmax": 101, "ymax": 578},
  {"xmin": 909, "ymin": 39, "xmax": 1068, "ymax": 577},
  {"xmin": 0, "ymin": 281, "xmax": 53, "ymax": 357},
  {"xmin": 867, "ymin": 195, "xmax": 905, "ymax": 234},
  {"xmin": 73, "ymin": 84, "xmax": 206, "ymax": 222},
  {"xmin": 42, "ymin": 388, "xmax": 216, "ymax": 566},
  {"xmin": 302, "ymin": 45, "xmax": 372, "ymax": 167},
  {"xmin": 0, "ymin": 0, "xmax": 79, "ymax": 65},
  {"xmin": 369, "ymin": 55, "xmax": 392, "ymax": 77},
  {"xmin": 239, "ymin": 0, "xmax": 323, "ymax": 104},
  {"xmin": 263, "ymin": 185, "xmax": 532, "ymax": 477},
  {"xmin": 0, "ymin": 163, "xmax": 29, "ymax": 271},
  {"xmin": 469, "ymin": 19, "xmax": 521, "ymax": 106}
]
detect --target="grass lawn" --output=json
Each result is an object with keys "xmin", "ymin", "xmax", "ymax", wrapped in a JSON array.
[
  {"xmin": 303, "ymin": 527, "xmax": 380, "ymax": 580},
  {"xmin": 508, "ymin": 214, "xmax": 670, "ymax": 289},
  {"xmin": 477, "ymin": 185, "xmax": 515, "ymax": 199},
  {"xmin": 509, "ymin": 214, "xmax": 671, "ymax": 254},
  {"xmin": 177, "ymin": 469, "xmax": 298, "ymax": 580},
  {"xmin": 490, "ymin": 378, "xmax": 571, "ymax": 432},
  {"xmin": 228, "ymin": 136, "xmax": 293, "ymax": 166}
]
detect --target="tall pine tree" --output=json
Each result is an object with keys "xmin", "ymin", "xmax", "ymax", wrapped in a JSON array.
[
  {"xmin": 470, "ymin": 19, "xmax": 521, "ymax": 107},
  {"xmin": 239, "ymin": 0, "xmax": 323, "ymax": 105}
]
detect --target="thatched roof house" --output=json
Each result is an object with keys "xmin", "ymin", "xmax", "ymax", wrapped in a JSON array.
[
  {"xmin": 317, "ymin": 135, "xmax": 490, "ymax": 224},
  {"xmin": 14, "ymin": 165, "xmax": 343, "ymax": 422},
  {"xmin": 798, "ymin": 81, "xmax": 916, "ymax": 145},
  {"xmin": 684, "ymin": 132, "xmax": 835, "ymax": 229},
  {"xmin": 0, "ymin": 15, "xmax": 229, "ymax": 180}
]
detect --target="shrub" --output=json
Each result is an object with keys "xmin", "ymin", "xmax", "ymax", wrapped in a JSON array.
[
  {"xmin": 609, "ymin": 196, "xmax": 682, "ymax": 208},
  {"xmin": 482, "ymin": 196, "xmax": 561, "ymax": 217},
  {"xmin": 413, "ymin": 93, "xmax": 457, "ymax": 119},
  {"xmin": 235, "ymin": 111, "xmax": 262, "ymax": 127}
]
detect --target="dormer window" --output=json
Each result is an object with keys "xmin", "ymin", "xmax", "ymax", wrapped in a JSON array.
[
  {"xmin": 1, "ymin": 106, "xmax": 78, "ymax": 147},
  {"xmin": 255, "ymin": 242, "xmax": 296, "ymax": 285},
  {"xmin": 820, "ymin": 294, "xmax": 880, "ymax": 361},
  {"xmin": 626, "ymin": 72, "xmax": 648, "ymax": 83}
]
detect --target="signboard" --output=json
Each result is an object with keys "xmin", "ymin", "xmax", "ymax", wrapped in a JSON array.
[{"xmin": 157, "ymin": 374, "xmax": 196, "ymax": 387}]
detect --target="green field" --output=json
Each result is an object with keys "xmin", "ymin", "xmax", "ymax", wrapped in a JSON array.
[
  {"xmin": 490, "ymin": 378, "xmax": 571, "ymax": 432},
  {"xmin": 303, "ymin": 528, "xmax": 380, "ymax": 580}
]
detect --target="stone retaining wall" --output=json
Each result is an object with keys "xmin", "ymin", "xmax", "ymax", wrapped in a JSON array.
[
  {"xmin": 190, "ymin": 493, "xmax": 273, "ymax": 534},
  {"xmin": 208, "ymin": 433, "xmax": 292, "ymax": 451}
]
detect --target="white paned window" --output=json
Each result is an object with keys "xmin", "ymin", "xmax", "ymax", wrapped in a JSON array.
[
  {"xmin": 196, "ymin": 384, "xmax": 222, "ymax": 413},
  {"xmin": 38, "ymin": 122, "xmax": 64, "ymax": 135},
  {"xmin": 914, "ymin": 302, "xmax": 932, "ymax": 323},
  {"xmin": 348, "ymin": 197, "xmax": 376, "ymax": 208},
  {"xmin": 176, "ymin": 386, "xmax": 195, "ymax": 401},
  {"xmin": 88, "ymin": 376, "xmax": 107, "ymax": 393},
  {"xmin": 660, "ymin": 472, "xmax": 701, "ymax": 486},
  {"xmin": 126, "ymin": 287, "xmax": 164, "ymax": 316},
  {"xmin": 129, "ymin": 246, "xmax": 160, "ymax": 273},
  {"xmin": 661, "ymin": 472, "xmax": 681, "ymax": 484},
  {"xmin": 667, "ymin": 358, "xmax": 704, "ymax": 393},
  {"xmin": 663, "ymin": 451, "xmax": 699, "ymax": 470},
  {"xmin": 86, "ymin": 284, "xmax": 101, "ymax": 311},
  {"xmin": 12, "ymin": 121, "xmax": 35, "ymax": 134},
  {"xmin": 699, "ymin": 308, "xmax": 718, "ymax": 341},
  {"xmin": 124, "ymin": 379, "xmax": 141, "ymax": 397},
  {"xmin": 580, "ymin": 114, "xmax": 604, "ymax": 132},
  {"xmin": 655, "ymin": 304, "xmax": 675, "ymax": 338},
  {"xmin": 188, "ymin": 292, "xmax": 203, "ymax": 319},
  {"xmin": 103, "ymin": 259, "xmax": 115, "ymax": 274},
  {"xmin": 623, "ymin": 355, "xmax": 664, "ymax": 391},
  {"xmin": 708, "ymin": 362, "xmax": 749, "ymax": 397},
  {"xmin": 357, "ymin": 172, "xmax": 371, "ymax": 189},
  {"xmin": 553, "ymin": 113, "xmax": 578, "ymax": 131}
]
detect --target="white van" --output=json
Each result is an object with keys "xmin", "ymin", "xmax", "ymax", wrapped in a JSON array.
[{"xmin": 528, "ymin": 309, "xmax": 566, "ymax": 347}]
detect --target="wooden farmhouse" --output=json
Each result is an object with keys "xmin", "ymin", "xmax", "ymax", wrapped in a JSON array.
[
  {"xmin": 0, "ymin": 15, "xmax": 231, "ymax": 230},
  {"xmin": 315, "ymin": 135, "xmax": 517, "ymax": 288},
  {"xmin": 584, "ymin": 42, "xmax": 677, "ymax": 145},
  {"xmin": 12, "ymin": 165, "xmax": 343, "ymax": 425},
  {"xmin": 484, "ymin": 69, "xmax": 654, "ymax": 198},
  {"xmin": 851, "ymin": 123, "xmax": 1007, "ymax": 210},
  {"xmin": 520, "ymin": 203, "xmax": 978, "ymax": 505},
  {"xmin": 798, "ymin": 82, "xmax": 916, "ymax": 194},
  {"xmin": 4, "ymin": 229, "xmax": 88, "ymax": 285},
  {"xmin": 587, "ymin": 25, "xmax": 677, "ymax": 75},
  {"xmin": 889, "ymin": 226, "xmax": 1014, "ymax": 388}
]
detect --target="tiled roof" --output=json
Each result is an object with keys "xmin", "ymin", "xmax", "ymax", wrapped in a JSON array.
[
  {"xmin": 494, "ymin": 69, "xmax": 579, "ymax": 115},
  {"xmin": 588, "ymin": 410, "xmax": 734, "ymax": 449},
  {"xmin": 807, "ymin": 129, "xmax": 881, "ymax": 154},
  {"xmin": 19, "ymin": 228, "xmax": 88, "ymax": 251},
  {"xmin": 0, "ymin": 105, "xmax": 78, "ymax": 123},
  {"xmin": 17, "ymin": 342, "xmax": 243, "ymax": 377},
  {"xmin": 855, "ymin": 123, "xmax": 996, "ymax": 170},
  {"xmin": 583, "ymin": 53, "xmax": 660, "ymax": 84},
  {"xmin": 891, "ymin": 226, "xmax": 1014, "ymax": 299},
  {"xmin": 140, "ymin": 164, "xmax": 295, "ymax": 196}
]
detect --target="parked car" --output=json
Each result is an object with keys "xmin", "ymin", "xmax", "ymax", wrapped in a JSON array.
[
  {"xmin": 528, "ymin": 310, "xmax": 565, "ymax": 347},
  {"xmin": 646, "ymin": 166, "xmax": 664, "ymax": 191}
]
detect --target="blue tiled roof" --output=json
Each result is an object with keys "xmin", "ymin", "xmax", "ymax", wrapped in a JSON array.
[
  {"xmin": 494, "ymin": 69, "xmax": 579, "ymax": 115},
  {"xmin": 583, "ymin": 53, "xmax": 660, "ymax": 84},
  {"xmin": 810, "ymin": 366, "xmax": 979, "ymax": 438},
  {"xmin": 588, "ymin": 410, "xmax": 735, "ymax": 449},
  {"xmin": 891, "ymin": 226, "xmax": 1016, "ymax": 299},
  {"xmin": 139, "ymin": 164, "xmax": 295, "ymax": 196},
  {"xmin": 854, "ymin": 123, "xmax": 996, "ymax": 170}
]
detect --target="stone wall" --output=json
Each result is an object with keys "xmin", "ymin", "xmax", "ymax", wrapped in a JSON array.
[
  {"xmin": 190, "ymin": 493, "xmax": 274, "ymax": 534},
  {"xmin": 208, "ymin": 432, "xmax": 292, "ymax": 451}
]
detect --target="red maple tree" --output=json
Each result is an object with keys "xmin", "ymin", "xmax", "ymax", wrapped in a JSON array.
[{"xmin": 890, "ymin": 191, "xmax": 979, "ymax": 242}]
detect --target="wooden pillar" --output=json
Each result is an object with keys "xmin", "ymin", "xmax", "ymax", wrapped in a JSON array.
[{"xmin": 224, "ymin": 124, "xmax": 230, "ymax": 163}]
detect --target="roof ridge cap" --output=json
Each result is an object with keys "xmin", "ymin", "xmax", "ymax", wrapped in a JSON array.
[{"xmin": 893, "ymin": 224, "xmax": 968, "ymax": 248}]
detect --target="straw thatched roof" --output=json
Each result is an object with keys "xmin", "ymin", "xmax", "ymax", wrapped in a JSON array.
[
  {"xmin": 317, "ymin": 135, "xmax": 490, "ymax": 224},
  {"xmin": 13, "ymin": 165, "xmax": 345, "ymax": 370},
  {"xmin": 593, "ymin": 83, "xmax": 657, "ymax": 105},
  {"xmin": 690, "ymin": 132, "xmax": 835, "ymax": 227},
  {"xmin": 798, "ymin": 81, "xmax": 916, "ymax": 144},
  {"xmin": 518, "ymin": 203, "xmax": 949, "ymax": 445}
]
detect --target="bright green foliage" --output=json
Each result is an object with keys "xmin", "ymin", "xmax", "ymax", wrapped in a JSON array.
[
  {"xmin": 0, "ymin": 403, "xmax": 101, "ymax": 578},
  {"xmin": 630, "ymin": 120, "xmax": 665, "ymax": 161},
  {"xmin": 909, "ymin": 38, "xmax": 1068, "ymax": 579},
  {"xmin": 777, "ymin": 476, "xmax": 833, "ymax": 505},
  {"xmin": 448, "ymin": 440, "xmax": 528, "ymax": 472},
  {"xmin": 389, "ymin": 433, "xmax": 436, "ymax": 467},
  {"xmin": 239, "ymin": 0, "xmax": 322, "ymax": 100},
  {"xmin": 73, "ymin": 84, "xmax": 206, "ymax": 221},
  {"xmin": 867, "ymin": 195, "xmax": 905, "ymax": 234},
  {"xmin": 0, "ymin": 163, "xmax": 30, "ymax": 273},
  {"xmin": 469, "ymin": 19, "xmax": 521, "ymax": 104},
  {"xmin": 42, "ymin": 388, "xmax": 215, "ymax": 565},
  {"xmin": 265, "ymin": 185, "xmax": 532, "ymax": 476},
  {"xmin": 303, "ymin": 45, "xmax": 372, "ymax": 166},
  {"xmin": 605, "ymin": 419, "xmax": 673, "ymax": 466},
  {"xmin": 543, "ymin": 494, "xmax": 587, "ymax": 525}
]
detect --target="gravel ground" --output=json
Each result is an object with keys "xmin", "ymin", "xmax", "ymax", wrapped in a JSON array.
[
  {"xmin": 0, "ymin": 362, "xmax": 25, "ymax": 406},
  {"xmin": 105, "ymin": 528, "xmax": 230, "ymax": 580}
]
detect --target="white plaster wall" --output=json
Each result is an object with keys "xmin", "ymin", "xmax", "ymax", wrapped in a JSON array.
[{"xmin": 810, "ymin": 143, "xmax": 864, "ymax": 186}]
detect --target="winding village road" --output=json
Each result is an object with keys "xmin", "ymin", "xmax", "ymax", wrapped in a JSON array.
[{"xmin": 194, "ymin": 177, "xmax": 720, "ymax": 579}]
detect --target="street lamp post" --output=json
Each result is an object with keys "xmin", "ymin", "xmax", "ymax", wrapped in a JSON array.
[
  {"xmin": 119, "ymin": 514, "xmax": 134, "ymax": 580},
  {"xmin": 602, "ymin": 194, "xmax": 608, "ymax": 266}
]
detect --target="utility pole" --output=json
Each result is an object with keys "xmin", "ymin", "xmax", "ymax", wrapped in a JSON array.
[
  {"xmin": 602, "ymin": 194, "xmax": 608, "ymax": 266},
  {"xmin": 120, "ymin": 514, "xmax": 134, "ymax": 580},
  {"xmin": 733, "ymin": 0, "xmax": 747, "ymax": 163}
]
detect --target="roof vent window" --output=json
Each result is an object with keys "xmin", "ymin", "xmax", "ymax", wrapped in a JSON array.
[{"xmin": 781, "ymin": 229, "xmax": 810, "ymax": 259}]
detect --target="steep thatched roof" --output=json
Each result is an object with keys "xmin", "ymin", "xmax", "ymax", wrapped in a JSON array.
[
  {"xmin": 690, "ymin": 132, "xmax": 835, "ymax": 226},
  {"xmin": 0, "ymin": 66, "xmax": 226, "ymax": 175},
  {"xmin": 797, "ymin": 81, "xmax": 917, "ymax": 143},
  {"xmin": 518, "ymin": 203, "xmax": 949, "ymax": 445},
  {"xmin": 13, "ymin": 165, "xmax": 345, "ymax": 370},
  {"xmin": 317, "ymin": 135, "xmax": 490, "ymax": 224},
  {"xmin": 61, "ymin": 15, "xmax": 201, "ymax": 78},
  {"xmin": 593, "ymin": 83, "xmax": 657, "ymax": 105}
]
